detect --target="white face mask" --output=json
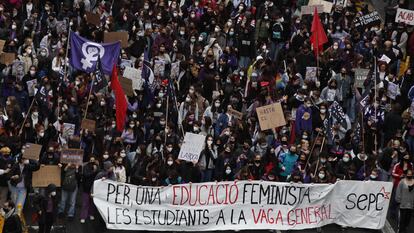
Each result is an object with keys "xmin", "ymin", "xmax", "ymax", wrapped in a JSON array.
[
  {"xmin": 167, "ymin": 147, "xmax": 173, "ymax": 152},
  {"xmin": 225, "ymin": 169, "xmax": 231, "ymax": 174},
  {"xmin": 167, "ymin": 160, "xmax": 173, "ymax": 166},
  {"xmin": 193, "ymin": 126, "xmax": 199, "ymax": 132},
  {"xmin": 103, "ymin": 154, "xmax": 109, "ymax": 159},
  {"xmin": 6, "ymin": 101, "xmax": 11, "ymax": 106},
  {"xmin": 151, "ymin": 177, "xmax": 157, "ymax": 182},
  {"xmin": 207, "ymin": 140, "xmax": 213, "ymax": 146},
  {"xmin": 11, "ymin": 25, "xmax": 16, "ymax": 30},
  {"xmin": 30, "ymin": 70, "xmax": 36, "ymax": 75},
  {"xmin": 157, "ymin": 15, "xmax": 162, "ymax": 20},
  {"xmin": 156, "ymin": 103, "xmax": 162, "ymax": 108},
  {"xmin": 39, "ymin": 132, "xmax": 45, "ymax": 137},
  {"xmin": 318, "ymin": 173, "xmax": 325, "ymax": 179},
  {"xmin": 100, "ymin": 101, "xmax": 105, "ymax": 106},
  {"xmin": 214, "ymin": 103, "xmax": 220, "ymax": 108},
  {"xmin": 185, "ymin": 97, "xmax": 191, "ymax": 102},
  {"xmin": 120, "ymin": 153, "xmax": 126, "ymax": 158},
  {"xmin": 129, "ymin": 124, "xmax": 135, "ymax": 128},
  {"xmin": 320, "ymin": 109, "xmax": 326, "ymax": 114},
  {"xmin": 111, "ymin": 124, "xmax": 116, "ymax": 129},
  {"xmin": 343, "ymin": 157, "xmax": 350, "ymax": 163},
  {"xmin": 51, "ymin": 191, "xmax": 56, "ymax": 196}
]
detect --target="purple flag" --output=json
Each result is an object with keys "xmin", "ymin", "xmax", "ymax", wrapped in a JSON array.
[{"xmin": 70, "ymin": 32, "xmax": 121, "ymax": 75}]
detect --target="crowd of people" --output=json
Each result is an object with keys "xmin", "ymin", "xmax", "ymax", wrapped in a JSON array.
[{"xmin": 0, "ymin": 0, "xmax": 413, "ymax": 232}]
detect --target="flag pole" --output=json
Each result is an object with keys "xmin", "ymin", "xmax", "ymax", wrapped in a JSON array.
[
  {"xmin": 83, "ymin": 73, "xmax": 96, "ymax": 119},
  {"xmin": 58, "ymin": 29, "xmax": 71, "ymax": 120},
  {"xmin": 315, "ymin": 8, "xmax": 319, "ymax": 79},
  {"xmin": 164, "ymin": 83, "xmax": 170, "ymax": 144},
  {"xmin": 374, "ymin": 56, "xmax": 378, "ymax": 154},
  {"xmin": 18, "ymin": 98, "xmax": 36, "ymax": 136}
]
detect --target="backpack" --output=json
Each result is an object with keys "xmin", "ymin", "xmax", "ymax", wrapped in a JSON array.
[{"xmin": 62, "ymin": 169, "xmax": 77, "ymax": 192}]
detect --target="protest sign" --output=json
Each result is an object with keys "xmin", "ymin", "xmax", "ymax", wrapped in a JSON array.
[
  {"xmin": 178, "ymin": 133, "xmax": 206, "ymax": 162},
  {"xmin": 0, "ymin": 40, "xmax": 5, "ymax": 53},
  {"xmin": 26, "ymin": 79, "xmax": 37, "ymax": 96},
  {"xmin": 12, "ymin": 61, "xmax": 25, "ymax": 80},
  {"xmin": 301, "ymin": 5, "xmax": 324, "ymax": 15},
  {"xmin": 379, "ymin": 54, "xmax": 391, "ymax": 64},
  {"xmin": 353, "ymin": 11, "xmax": 381, "ymax": 30},
  {"xmin": 62, "ymin": 123, "xmax": 75, "ymax": 138},
  {"xmin": 120, "ymin": 59, "xmax": 134, "ymax": 69},
  {"xmin": 0, "ymin": 53, "xmax": 15, "ymax": 65},
  {"xmin": 395, "ymin": 8, "xmax": 414, "ymax": 26},
  {"xmin": 81, "ymin": 119, "xmax": 96, "ymax": 132},
  {"xmin": 60, "ymin": 149, "xmax": 84, "ymax": 165},
  {"xmin": 257, "ymin": 103, "xmax": 286, "ymax": 130},
  {"xmin": 354, "ymin": 68, "xmax": 370, "ymax": 88},
  {"xmin": 308, "ymin": 0, "xmax": 333, "ymax": 13},
  {"xmin": 56, "ymin": 21, "xmax": 68, "ymax": 34},
  {"xmin": 387, "ymin": 82, "xmax": 400, "ymax": 100},
  {"xmin": 32, "ymin": 166, "xmax": 61, "ymax": 187},
  {"xmin": 154, "ymin": 60, "xmax": 165, "ymax": 77},
  {"xmin": 119, "ymin": 77, "xmax": 134, "ymax": 96},
  {"xmin": 93, "ymin": 180, "xmax": 392, "ymax": 231},
  {"xmin": 228, "ymin": 108, "xmax": 243, "ymax": 120},
  {"xmin": 23, "ymin": 143, "xmax": 42, "ymax": 160},
  {"xmin": 171, "ymin": 62, "xmax": 180, "ymax": 79},
  {"xmin": 305, "ymin": 67, "xmax": 317, "ymax": 82},
  {"xmin": 86, "ymin": 12, "xmax": 101, "ymax": 26},
  {"xmin": 104, "ymin": 32, "xmax": 129, "ymax": 48},
  {"xmin": 123, "ymin": 66, "xmax": 144, "ymax": 90}
]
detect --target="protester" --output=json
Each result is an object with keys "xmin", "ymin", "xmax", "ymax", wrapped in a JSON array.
[{"xmin": 0, "ymin": 0, "xmax": 412, "ymax": 231}]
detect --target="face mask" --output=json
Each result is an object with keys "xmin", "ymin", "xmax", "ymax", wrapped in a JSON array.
[
  {"xmin": 156, "ymin": 103, "xmax": 162, "ymax": 108},
  {"xmin": 167, "ymin": 160, "xmax": 173, "ymax": 166},
  {"xmin": 100, "ymin": 101, "xmax": 105, "ymax": 106},
  {"xmin": 120, "ymin": 153, "xmax": 126, "ymax": 158},
  {"xmin": 214, "ymin": 28, "xmax": 220, "ymax": 33},
  {"xmin": 320, "ymin": 159, "xmax": 326, "ymax": 163},
  {"xmin": 306, "ymin": 103, "xmax": 312, "ymax": 108},
  {"xmin": 343, "ymin": 157, "xmax": 350, "ymax": 163},
  {"xmin": 129, "ymin": 124, "xmax": 135, "ymax": 128},
  {"xmin": 157, "ymin": 15, "xmax": 162, "ymax": 20},
  {"xmin": 179, "ymin": 31, "xmax": 185, "ymax": 35},
  {"xmin": 103, "ymin": 154, "xmax": 109, "ymax": 159},
  {"xmin": 39, "ymin": 132, "xmax": 45, "ymax": 137},
  {"xmin": 151, "ymin": 177, "xmax": 157, "ymax": 182},
  {"xmin": 111, "ymin": 124, "xmax": 116, "ymax": 129},
  {"xmin": 193, "ymin": 126, "xmax": 199, "ymax": 132},
  {"xmin": 320, "ymin": 109, "xmax": 326, "ymax": 114},
  {"xmin": 189, "ymin": 89, "xmax": 195, "ymax": 94},
  {"xmin": 370, "ymin": 175, "xmax": 377, "ymax": 180},
  {"xmin": 318, "ymin": 173, "xmax": 325, "ymax": 179},
  {"xmin": 224, "ymin": 131, "xmax": 230, "ymax": 136},
  {"xmin": 167, "ymin": 147, "xmax": 173, "ymax": 152},
  {"xmin": 51, "ymin": 191, "xmax": 56, "ymax": 196},
  {"xmin": 144, "ymin": 5, "xmax": 149, "ymax": 9},
  {"xmin": 190, "ymin": 38, "xmax": 196, "ymax": 42},
  {"xmin": 207, "ymin": 140, "xmax": 213, "ymax": 146},
  {"xmin": 407, "ymin": 176, "xmax": 413, "ymax": 180},
  {"xmin": 185, "ymin": 97, "xmax": 191, "ymax": 102},
  {"xmin": 333, "ymin": 45, "xmax": 339, "ymax": 50},
  {"xmin": 30, "ymin": 70, "xmax": 36, "ymax": 76},
  {"xmin": 264, "ymin": 15, "xmax": 269, "ymax": 20},
  {"xmin": 225, "ymin": 169, "xmax": 231, "ymax": 174},
  {"xmin": 229, "ymin": 31, "xmax": 234, "ymax": 36},
  {"xmin": 214, "ymin": 103, "xmax": 220, "ymax": 108},
  {"xmin": 12, "ymin": 25, "xmax": 16, "ymax": 30},
  {"xmin": 198, "ymin": 36, "xmax": 203, "ymax": 42}
]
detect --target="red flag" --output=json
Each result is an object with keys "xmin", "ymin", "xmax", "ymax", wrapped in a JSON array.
[
  {"xmin": 310, "ymin": 7, "xmax": 328, "ymax": 56},
  {"xmin": 110, "ymin": 64, "xmax": 127, "ymax": 132}
]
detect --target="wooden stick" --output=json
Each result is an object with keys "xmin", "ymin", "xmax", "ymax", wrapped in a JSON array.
[
  {"xmin": 313, "ymin": 136, "xmax": 326, "ymax": 177},
  {"xmin": 18, "ymin": 98, "xmax": 36, "ymax": 135},
  {"xmin": 305, "ymin": 131, "xmax": 320, "ymax": 170},
  {"xmin": 164, "ymin": 94, "xmax": 170, "ymax": 144},
  {"xmin": 83, "ymin": 74, "xmax": 96, "ymax": 119}
]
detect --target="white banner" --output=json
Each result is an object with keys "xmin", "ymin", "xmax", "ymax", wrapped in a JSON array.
[
  {"xmin": 395, "ymin": 8, "xmax": 414, "ymax": 26},
  {"xmin": 93, "ymin": 180, "xmax": 392, "ymax": 231}
]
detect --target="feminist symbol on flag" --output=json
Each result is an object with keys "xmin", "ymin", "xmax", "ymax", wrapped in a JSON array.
[{"xmin": 80, "ymin": 42, "xmax": 105, "ymax": 70}]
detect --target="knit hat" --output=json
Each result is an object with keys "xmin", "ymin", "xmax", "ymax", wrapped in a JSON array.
[
  {"xmin": 104, "ymin": 161, "xmax": 113, "ymax": 171},
  {"xmin": 47, "ymin": 183, "xmax": 57, "ymax": 194}
]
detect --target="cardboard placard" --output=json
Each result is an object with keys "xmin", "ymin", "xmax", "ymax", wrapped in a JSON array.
[
  {"xmin": 32, "ymin": 165, "xmax": 61, "ymax": 187},
  {"xmin": 26, "ymin": 79, "xmax": 37, "ymax": 97},
  {"xmin": 123, "ymin": 66, "xmax": 144, "ymax": 90},
  {"xmin": 62, "ymin": 123, "xmax": 75, "ymax": 138},
  {"xmin": 228, "ymin": 108, "xmax": 243, "ymax": 120},
  {"xmin": 56, "ymin": 21, "xmax": 68, "ymax": 34},
  {"xmin": 0, "ymin": 53, "xmax": 15, "ymax": 65},
  {"xmin": 12, "ymin": 61, "xmax": 25, "ymax": 80},
  {"xmin": 353, "ymin": 11, "xmax": 381, "ymax": 30},
  {"xmin": 256, "ymin": 103, "xmax": 286, "ymax": 130},
  {"xmin": 308, "ymin": 0, "xmax": 333, "ymax": 13},
  {"xmin": 119, "ymin": 76, "xmax": 134, "ymax": 96},
  {"xmin": 81, "ymin": 119, "xmax": 96, "ymax": 132},
  {"xmin": 354, "ymin": 68, "xmax": 370, "ymax": 88},
  {"xmin": 395, "ymin": 8, "xmax": 414, "ymax": 26},
  {"xmin": 23, "ymin": 143, "xmax": 42, "ymax": 160},
  {"xmin": 0, "ymin": 40, "xmax": 5, "ymax": 53},
  {"xmin": 60, "ymin": 148, "xmax": 84, "ymax": 165},
  {"xmin": 178, "ymin": 133, "xmax": 206, "ymax": 162},
  {"xmin": 387, "ymin": 82, "xmax": 400, "ymax": 100},
  {"xmin": 86, "ymin": 12, "xmax": 101, "ymax": 26},
  {"xmin": 301, "ymin": 5, "xmax": 324, "ymax": 15},
  {"xmin": 104, "ymin": 31, "xmax": 128, "ymax": 48}
]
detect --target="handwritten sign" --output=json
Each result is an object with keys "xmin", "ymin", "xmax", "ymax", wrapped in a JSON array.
[
  {"xmin": 178, "ymin": 133, "xmax": 206, "ymax": 162},
  {"xmin": 119, "ymin": 76, "xmax": 134, "ymax": 96},
  {"xmin": 387, "ymin": 82, "xmax": 400, "ymax": 100},
  {"xmin": 256, "ymin": 103, "xmax": 286, "ymax": 130},
  {"xmin": 123, "ymin": 66, "xmax": 144, "ymax": 90},
  {"xmin": 12, "ymin": 61, "xmax": 25, "ymax": 80},
  {"xmin": 305, "ymin": 67, "xmax": 318, "ymax": 82},
  {"xmin": 228, "ymin": 108, "xmax": 243, "ymax": 120},
  {"xmin": 353, "ymin": 11, "xmax": 381, "ymax": 29},
  {"xmin": 23, "ymin": 143, "xmax": 42, "ymax": 160},
  {"xmin": 62, "ymin": 123, "xmax": 75, "ymax": 138},
  {"xmin": 395, "ymin": 8, "xmax": 414, "ymax": 26},
  {"xmin": 86, "ymin": 12, "xmax": 101, "ymax": 26},
  {"xmin": 104, "ymin": 32, "xmax": 128, "ymax": 48},
  {"xmin": 81, "ymin": 119, "xmax": 96, "ymax": 132},
  {"xmin": 0, "ymin": 53, "xmax": 15, "ymax": 65},
  {"xmin": 308, "ymin": 0, "xmax": 333, "ymax": 13},
  {"xmin": 0, "ymin": 40, "xmax": 5, "ymax": 53},
  {"xmin": 32, "ymin": 165, "xmax": 61, "ymax": 187},
  {"xmin": 301, "ymin": 5, "xmax": 324, "ymax": 15},
  {"xmin": 60, "ymin": 149, "xmax": 84, "ymax": 165},
  {"xmin": 354, "ymin": 68, "xmax": 370, "ymax": 88}
]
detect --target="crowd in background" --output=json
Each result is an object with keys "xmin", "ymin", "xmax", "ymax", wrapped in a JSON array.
[{"xmin": 0, "ymin": 0, "xmax": 413, "ymax": 233}]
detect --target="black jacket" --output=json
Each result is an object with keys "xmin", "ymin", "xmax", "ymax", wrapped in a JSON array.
[
  {"xmin": 3, "ymin": 210, "xmax": 22, "ymax": 233},
  {"xmin": 8, "ymin": 160, "xmax": 40, "ymax": 190}
]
